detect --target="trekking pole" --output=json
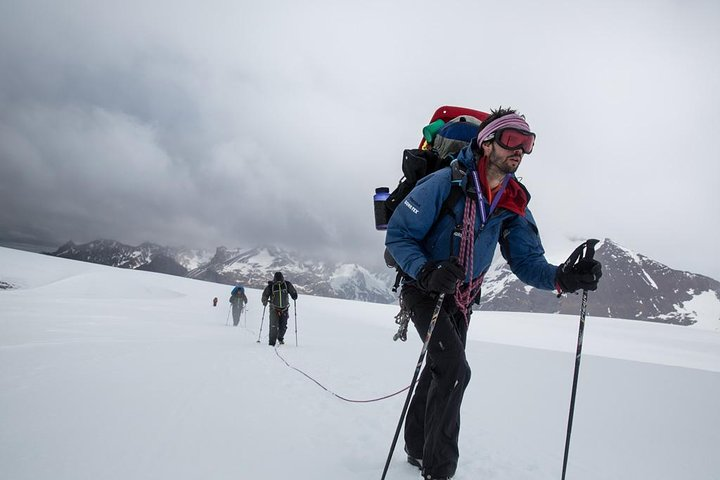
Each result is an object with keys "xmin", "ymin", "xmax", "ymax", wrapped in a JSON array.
[
  {"xmin": 257, "ymin": 304, "xmax": 267, "ymax": 343},
  {"xmin": 561, "ymin": 239, "xmax": 599, "ymax": 480},
  {"xmin": 294, "ymin": 299, "xmax": 298, "ymax": 346},
  {"xmin": 225, "ymin": 305, "xmax": 231, "ymax": 326},
  {"xmin": 381, "ymin": 292, "xmax": 445, "ymax": 480},
  {"xmin": 244, "ymin": 304, "xmax": 248, "ymax": 328}
]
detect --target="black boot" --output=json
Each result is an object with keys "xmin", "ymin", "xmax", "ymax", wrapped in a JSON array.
[{"xmin": 404, "ymin": 445, "xmax": 422, "ymax": 470}]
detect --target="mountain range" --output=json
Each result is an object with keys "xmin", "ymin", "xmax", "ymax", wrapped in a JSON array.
[
  {"xmin": 48, "ymin": 240, "xmax": 396, "ymax": 304},
  {"xmin": 479, "ymin": 239, "xmax": 720, "ymax": 327},
  {"xmin": 44, "ymin": 238, "xmax": 720, "ymax": 327}
]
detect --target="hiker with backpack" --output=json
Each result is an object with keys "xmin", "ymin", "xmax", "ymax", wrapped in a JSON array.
[
  {"xmin": 229, "ymin": 285, "xmax": 248, "ymax": 327},
  {"xmin": 384, "ymin": 107, "xmax": 602, "ymax": 480},
  {"xmin": 261, "ymin": 272, "xmax": 298, "ymax": 346}
]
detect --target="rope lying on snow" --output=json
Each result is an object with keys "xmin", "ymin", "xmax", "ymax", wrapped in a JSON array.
[{"xmin": 272, "ymin": 345, "xmax": 410, "ymax": 404}]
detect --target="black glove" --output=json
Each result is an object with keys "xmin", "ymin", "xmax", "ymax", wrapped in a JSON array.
[
  {"xmin": 556, "ymin": 258, "xmax": 602, "ymax": 293},
  {"xmin": 417, "ymin": 257, "xmax": 465, "ymax": 294}
]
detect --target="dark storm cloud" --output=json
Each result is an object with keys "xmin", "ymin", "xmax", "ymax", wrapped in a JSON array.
[{"xmin": 1, "ymin": 0, "xmax": 719, "ymax": 279}]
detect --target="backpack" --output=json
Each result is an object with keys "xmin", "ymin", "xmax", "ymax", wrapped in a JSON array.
[
  {"xmin": 270, "ymin": 281, "xmax": 290, "ymax": 310},
  {"xmin": 379, "ymin": 106, "xmax": 489, "ymax": 286},
  {"xmin": 231, "ymin": 285, "xmax": 244, "ymax": 296},
  {"xmin": 381, "ymin": 106, "xmax": 487, "ymax": 229}
]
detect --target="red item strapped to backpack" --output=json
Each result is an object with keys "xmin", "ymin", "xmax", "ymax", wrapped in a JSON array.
[{"xmin": 420, "ymin": 106, "xmax": 489, "ymax": 149}]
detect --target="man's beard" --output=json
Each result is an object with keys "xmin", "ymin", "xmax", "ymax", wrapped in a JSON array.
[{"xmin": 488, "ymin": 150, "xmax": 520, "ymax": 174}]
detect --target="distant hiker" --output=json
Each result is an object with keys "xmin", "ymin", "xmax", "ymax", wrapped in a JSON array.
[
  {"xmin": 261, "ymin": 272, "xmax": 298, "ymax": 346},
  {"xmin": 213, "ymin": 297, "xmax": 218, "ymax": 307},
  {"xmin": 385, "ymin": 107, "xmax": 602, "ymax": 480},
  {"xmin": 229, "ymin": 285, "xmax": 248, "ymax": 327}
]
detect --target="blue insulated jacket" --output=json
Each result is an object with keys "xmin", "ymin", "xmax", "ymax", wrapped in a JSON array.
[{"xmin": 384, "ymin": 146, "xmax": 558, "ymax": 290}]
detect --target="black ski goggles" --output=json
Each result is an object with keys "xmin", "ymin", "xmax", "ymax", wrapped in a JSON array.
[{"xmin": 489, "ymin": 128, "xmax": 536, "ymax": 154}]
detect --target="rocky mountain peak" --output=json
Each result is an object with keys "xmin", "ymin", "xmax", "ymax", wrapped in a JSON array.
[{"xmin": 44, "ymin": 237, "xmax": 720, "ymax": 326}]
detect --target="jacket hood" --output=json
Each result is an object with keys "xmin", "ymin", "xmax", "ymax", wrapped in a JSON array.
[
  {"xmin": 456, "ymin": 144, "xmax": 476, "ymax": 171},
  {"xmin": 273, "ymin": 272, "xmax": 284, "ymax": 282}
]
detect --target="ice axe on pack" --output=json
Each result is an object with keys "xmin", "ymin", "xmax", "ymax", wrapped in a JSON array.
[{"xmin": 560, "ymin": 238, "xmax": 599, "ymax": 480}]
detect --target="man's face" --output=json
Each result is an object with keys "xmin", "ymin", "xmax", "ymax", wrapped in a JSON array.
[{"xmin": 485, "ymin": 141, "xmax": 523, "ymax": 174}]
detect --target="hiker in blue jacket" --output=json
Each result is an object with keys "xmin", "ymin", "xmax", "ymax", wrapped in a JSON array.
[
  {"xmin": 385, "ymin": 107, "xmax": 602, "ymax": 480},
  {"xmin": 229, "ymin": 285, "xmax": 248, "ymax": 327}
]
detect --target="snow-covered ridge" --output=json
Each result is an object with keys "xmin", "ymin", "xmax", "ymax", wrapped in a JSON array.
[
  {"xmin": 45, "ymin": 240, "xmax": 397, "ymax": 303},
  {"xmin": 41, "ymin": 237, "xmax": 720, "ymax": 326},
  {"xmin": 478, "ymin": 238, "xmax": 720, "ymax": 328}
]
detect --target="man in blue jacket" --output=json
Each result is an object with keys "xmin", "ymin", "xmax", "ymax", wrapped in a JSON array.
[
  {"xmin": 229, "ymin": 285, "xmax": 248, "ymax": 327},
  {"xmin": 385, "ymin": 107, "xmax": 602, "ymax": 480}
]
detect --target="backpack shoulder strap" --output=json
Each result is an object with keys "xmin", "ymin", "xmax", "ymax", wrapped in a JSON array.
[{"xmin": 429, "ymin": 161, "xmax": 468, "ymax": 232}]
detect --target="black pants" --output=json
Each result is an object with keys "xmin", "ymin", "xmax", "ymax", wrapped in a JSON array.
[
  {"xmin": 268, "ymin": 307, "xmax": 289, "ymax": 345},
  {"xmin": 231, "ymin": 304, "xmax": 244, "ymax": 326},
  {"xmin": 402, "ymin": 285, "xmax": 471, "ymax": 479}
]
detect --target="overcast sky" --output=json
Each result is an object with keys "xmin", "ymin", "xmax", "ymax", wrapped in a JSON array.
[{"xmin": 1, "ymin": 0, "xmax": 719, "ymax": 280}]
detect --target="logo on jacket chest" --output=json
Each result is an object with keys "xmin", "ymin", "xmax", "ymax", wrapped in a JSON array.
[{"xmin": 403, "ymin": 199, "xmax": 419, "ymax": 214}]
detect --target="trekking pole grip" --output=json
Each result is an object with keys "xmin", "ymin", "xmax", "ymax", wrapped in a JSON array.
[{"xmin": 582, "ymin": 239, "xmax": 599, "ymax": 265}]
